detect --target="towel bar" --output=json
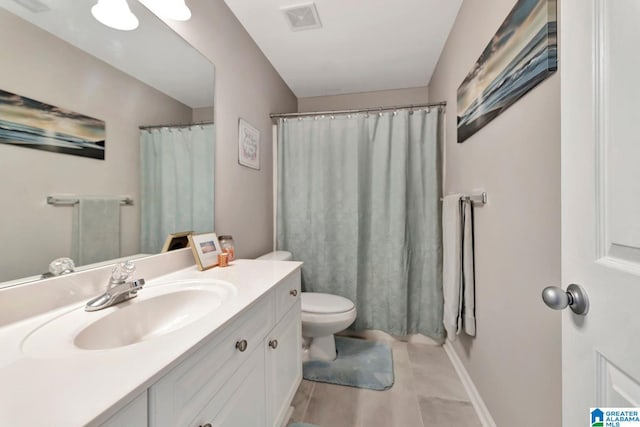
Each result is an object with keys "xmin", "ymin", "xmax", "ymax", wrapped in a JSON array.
[
  {"xmin": 441, "ymin": 192, "xmax": 487, "ymax": 205},
  {"xmin": 47, "ymin": 196, "xmax": 134, "ymax": 206}
]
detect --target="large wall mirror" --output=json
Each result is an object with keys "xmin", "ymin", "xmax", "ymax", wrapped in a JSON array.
[{"xmin": 0, "ymin": 0, "xmax": 215, "ymax": 287}]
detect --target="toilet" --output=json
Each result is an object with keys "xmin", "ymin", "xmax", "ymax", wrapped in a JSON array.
[{"xmin": 257, "ymin": 251, "xmax": 357, "ymax": 361}]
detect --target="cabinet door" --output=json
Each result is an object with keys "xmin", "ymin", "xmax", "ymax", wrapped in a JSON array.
[
  {"xmin": 191, "ymin": 345, "xmax": 267, "ymax": 427},
  {"xmin": 266, "ymin": 301, "xmax": 302, "ymax": 427},
  {"xmin": 149, "ymin": 295, "xmax": 274, "ymax": 427}
]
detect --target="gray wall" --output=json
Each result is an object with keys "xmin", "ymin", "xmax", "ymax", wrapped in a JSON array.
[
  {"xmin": 166, "ymin": 0, "xmax": 297, "ymax": 258},
  {"xmin": 298, "ymin": 86, "xmax": 429, "ymax": 112},
  {"xmin": 428, "ymin": 0, "xmax": 561, "ymax": 425},
  {"xmin": 192, "ymin": 106, "xmax": 214, "ymax": 122},
  {"xmin": 0, "ymin": 9, "xmax": 192, "ymax": 282}
]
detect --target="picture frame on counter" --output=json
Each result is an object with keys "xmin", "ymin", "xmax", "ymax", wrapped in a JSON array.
[
  {"xmin": 188, "ymin": 232, "xmax": 223, "ymax": 270},
  {"xmin": 161, "ymin": 231, "xmax": 193, "ymax": 253}
]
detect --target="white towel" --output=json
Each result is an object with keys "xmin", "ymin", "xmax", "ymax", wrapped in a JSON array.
[
  {"xmin": 72, "ymin": 197, "xmax": 121, "ymax": 266},
  {"xmin": 442, "ymin": 194, "xmax": 477, "ymax": 340},
  {"xmin": 461, "ymin": 199, "xmax": 476, "ymax": 336},
  {"xmin": 442, "ymin": 194, "xmax": 463, "ymax": 340}
]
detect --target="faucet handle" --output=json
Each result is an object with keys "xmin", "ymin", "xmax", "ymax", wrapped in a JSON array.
[
  {"xmin": 131, "ymin": 278, "xmax": 145, "ymax": 289},
  {"xmin": 111, "ymin": 260, "xmax": 136, "ymax": 282},
  {"xmin": 129, "ymin": 278, "xmax": 145, "ymax": 296},
  {"xmin": 49, "ymin": 257, "xmax": 75, "ymax": 276}
]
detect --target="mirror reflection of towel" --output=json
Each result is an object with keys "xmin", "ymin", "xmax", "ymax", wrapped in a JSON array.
[{"xmin": 72, "ymin": 197, "xmax": 121, "ymax": 266}]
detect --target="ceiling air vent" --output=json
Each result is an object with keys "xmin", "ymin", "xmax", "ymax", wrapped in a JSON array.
[
  {"xmin": 12, "ymin": 0, "xmax": 50, "ymax": 13},
  {"xmin": 281, "ymin": 2, "xmax": 322, "ymax": 31}
]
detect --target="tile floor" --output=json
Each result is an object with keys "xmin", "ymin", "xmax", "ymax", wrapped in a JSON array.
[{"xmin": 289, "ymin": 335, "xmax": 482, "ymax": 427}]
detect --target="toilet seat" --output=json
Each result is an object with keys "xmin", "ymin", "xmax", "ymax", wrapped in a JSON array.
[
  {"xmin": 301, "ymin": 305, "xmax": 357, "ymax": 341},
  {"xmin": 301, "ymin": 292, "xmax": 355, "ymax": 314},
  {"xmin": 301, "ymin": 309, "xmax": 356, "ymax": 325}
]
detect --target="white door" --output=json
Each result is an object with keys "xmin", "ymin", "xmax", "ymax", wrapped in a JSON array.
[{"xmin": 561, "ymin": 0, "xmax": 640, "ymax": 425}]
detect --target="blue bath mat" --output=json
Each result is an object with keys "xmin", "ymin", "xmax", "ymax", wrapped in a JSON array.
[{"xmin": 303, "ymin": 336, "xmax": 394, "ymax": 391}]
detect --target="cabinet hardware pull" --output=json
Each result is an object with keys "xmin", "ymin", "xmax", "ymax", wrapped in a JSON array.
[
  {"xmin": 269, "ymin": 339, "xmax": 278, "ymax": 349},
  {"xmin": 235, "ymin": 339, "xmax": 248, "ymax": 352},
  {"xmin": 199, "ymin": 424, "xmax": 212, "ymax": 427},
  {"xmin": 290, "ymin": 289, "xmax": 298, "ymax": 297}
]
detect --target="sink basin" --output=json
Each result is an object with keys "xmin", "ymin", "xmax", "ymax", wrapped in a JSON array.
[
  {"xmin": 75, "ymin": 289, "xmax": 220, "ymax": 350},
  {"xmin": 22, "ymin": 279, "xmax": 236, "ymax": 356}
]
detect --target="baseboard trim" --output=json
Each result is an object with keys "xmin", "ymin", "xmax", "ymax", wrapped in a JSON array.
[
  {"xmin": 280, "ymin": 406, "xmax": 294, "ymax": 427},
  {"xmin": 443, "ymin": 341, "xmax": 497, "ymax": 427}
]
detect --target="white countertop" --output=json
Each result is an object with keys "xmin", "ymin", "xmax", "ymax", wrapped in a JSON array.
[{"xmin": 0, "ymin": 259, "xmax": 302, "ymax": 426}]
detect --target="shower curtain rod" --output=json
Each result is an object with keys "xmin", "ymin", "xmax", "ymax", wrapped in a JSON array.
[
  {"xmin": 269, "ymin": 101, "xmax": 446, "ymax": 120},
  {"xmin": 139, "ymin": 121, "xmax": 213, "ymax": 130}
]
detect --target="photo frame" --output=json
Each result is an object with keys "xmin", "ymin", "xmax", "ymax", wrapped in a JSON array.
[
  {"xmin": 161, "ymin": 231, "xmax": 192, "ymax": 253},
  {"xmin": 188, "ymin": 232, "xmax": 223, "ymax": 270},
  {"xmin": 238, "ymin": 118, "xmax": 260, "ymax": 170}
]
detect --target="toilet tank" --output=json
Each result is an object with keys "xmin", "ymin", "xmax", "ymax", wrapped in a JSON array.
[{"xmin": 256, "ymin": 250, "xmax": 292, "ymax": 261}]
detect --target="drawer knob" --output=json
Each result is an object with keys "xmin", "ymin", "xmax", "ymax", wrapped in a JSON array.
[
  {"xmin": 235, "ymin": 339, "xmax": 248, "ymax": 352},
  {"xmin": 269, "ymin": 339, "xmax": 278, "ymax": 349},
  {"xmin": 290, "ymin": 289, "xmax": 298, "ymax": 297},
  {"xmin": 199, "ymin": 424, "xmax": 212, "ymax": 427}
]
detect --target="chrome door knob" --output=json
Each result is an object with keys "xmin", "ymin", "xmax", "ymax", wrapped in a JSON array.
[{"xmin": 541, "ymin": 283, "xmax": 589, "ymax": 315}]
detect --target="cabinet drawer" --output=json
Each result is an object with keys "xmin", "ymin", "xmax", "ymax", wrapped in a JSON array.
[
  {"xmin": 274, "ymin": 269, "xmax": 301, "ymax": 320},
  {"xmin": 148, "ymin": 295, "xmax": 275, "ymax": 427}
]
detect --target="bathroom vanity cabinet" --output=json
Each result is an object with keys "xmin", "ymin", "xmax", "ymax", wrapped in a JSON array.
[
  {"xmin": 102, "ymin": 270, "xmax": 302, "ymax": 427},
  {"xmin": 0, "ymin": 255, "xmax": 302, "ymax": 427}
]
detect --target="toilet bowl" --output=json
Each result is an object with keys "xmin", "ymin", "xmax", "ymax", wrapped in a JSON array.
[
  {"xmin": 300, "ymin": 292, "xmax": 356, "ymax": 361},
  {"xmin": 256, "ymin": 250, "xmax": 357, "ymax": 361}
]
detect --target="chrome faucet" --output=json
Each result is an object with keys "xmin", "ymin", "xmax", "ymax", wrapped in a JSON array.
[{"xmin": 85, "ymin": 261, "xmax": 146, "ymax": 312}]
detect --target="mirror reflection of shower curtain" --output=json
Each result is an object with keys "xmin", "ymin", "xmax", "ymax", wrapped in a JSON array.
[
  {"xmin": 139, "ymin": 125, "xmax": 214, "ymax": 253},
  {"xmin": 277, "ymin": 109, "xmax": 444, "ymax": 341}
]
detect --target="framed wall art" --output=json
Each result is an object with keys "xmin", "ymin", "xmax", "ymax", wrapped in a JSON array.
[
  {"xmin": 0, "ymin": 89, "xmax": 106, "ymax": 159},
  {"xmin": 457, "ymin": 0, "xmax": 557, "ymax": 143},
  {"xmin": 238, "ymin": 118, "xmax": 260, "ymax": 169}
]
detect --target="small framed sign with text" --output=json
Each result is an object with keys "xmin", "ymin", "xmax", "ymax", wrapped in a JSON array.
[{"xmin": 238, "ymin": 118, "xmax": 260, "ymax": 170}]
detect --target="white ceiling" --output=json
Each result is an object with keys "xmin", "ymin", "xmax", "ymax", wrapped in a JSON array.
[
  {"xmin": 0, "ymin": 0, "xmax": 214, "ymax": 108},
  {"xmin": 223, "ymin": 0, "xmax": 463, "ymax": 97}
]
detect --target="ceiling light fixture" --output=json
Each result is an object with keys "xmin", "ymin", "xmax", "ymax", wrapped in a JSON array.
[
  {"xmin": 91, "ymin": 0, "xmax": 139, "ymax": 31},
  {"xmin": 139, "ymin": 0, "xmax": 192, "ymax": 21}
]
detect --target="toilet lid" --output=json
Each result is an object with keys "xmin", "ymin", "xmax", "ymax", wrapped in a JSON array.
[{"xmin": 301, "ymin": 292, "xmax": 355, "ymax": 314}]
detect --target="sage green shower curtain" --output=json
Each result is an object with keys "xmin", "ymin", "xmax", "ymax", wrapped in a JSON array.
[
  {"xmin": 277, "ymin": 109, "xmax": 444, "ymax": 341},
  {"xmin": 140, "ymin": 125, "xmax": 214, "ymax": 253}
]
